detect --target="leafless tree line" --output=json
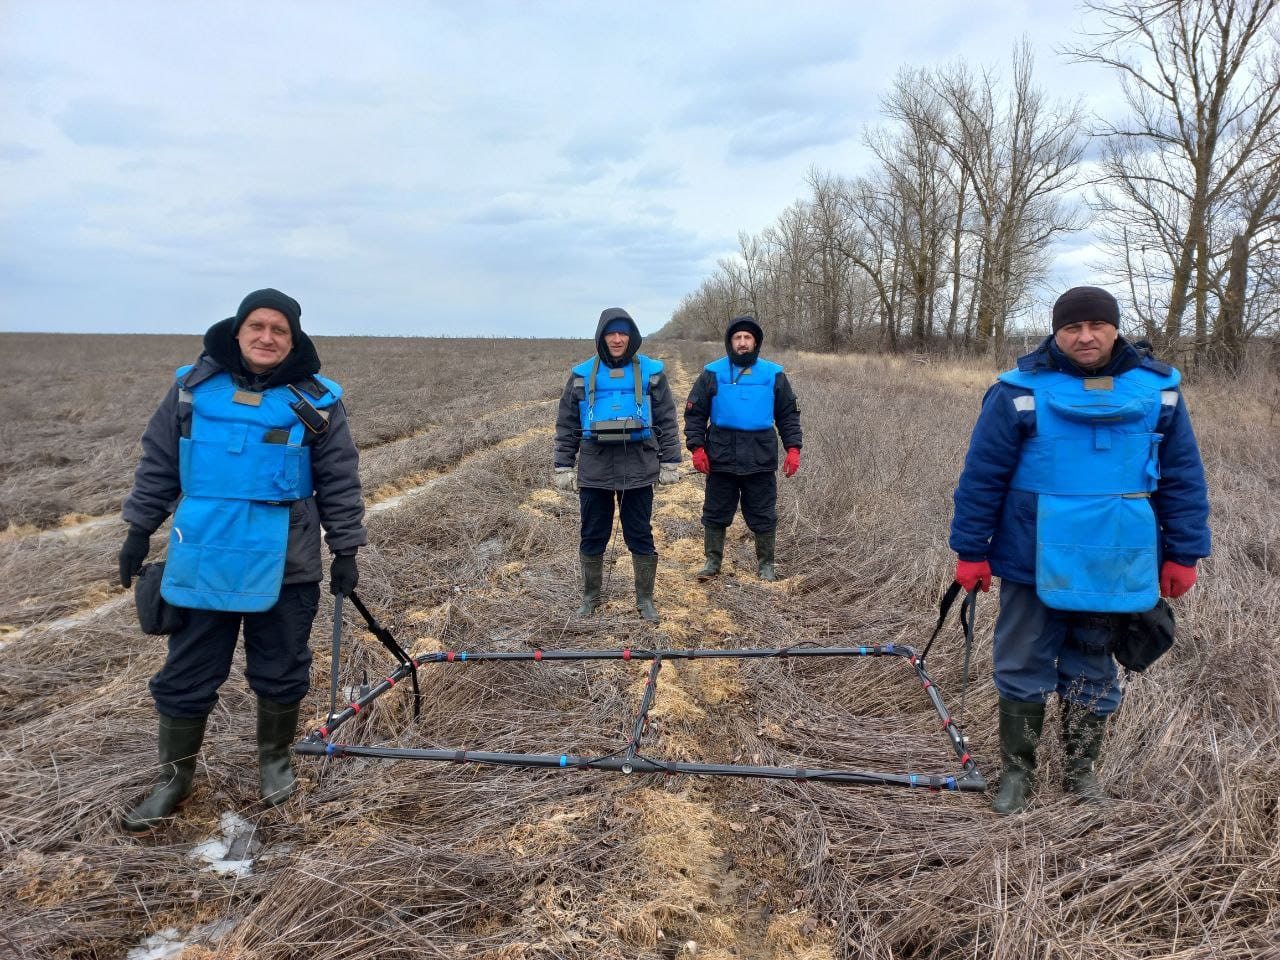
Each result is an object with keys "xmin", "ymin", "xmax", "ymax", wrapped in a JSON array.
[{"xmin": 660, "ymin": 1, "xmax": 1280, "ymax": 373}]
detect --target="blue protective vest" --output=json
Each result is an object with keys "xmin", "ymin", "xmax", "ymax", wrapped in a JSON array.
[
  {"xmin": 997, "ymin": 364, "xmax": 1180, "ymax": 613},
  {"xmin": 573, "ymin": 355, "xmax": 664, "ymax": 442},
  {"xmin": 707, "ymin": 356, "xmax": 782, "ymax": 431},
  {"xmin": 160, "ymin": 367, "xmax": 343, "ymax": 613}
]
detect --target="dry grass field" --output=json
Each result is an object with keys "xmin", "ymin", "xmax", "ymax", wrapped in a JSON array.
[{"xmin": 1, "ymin": 332, "xmax": 1278, "ymax": 959}]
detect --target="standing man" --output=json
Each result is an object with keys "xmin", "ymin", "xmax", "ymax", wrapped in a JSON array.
[
  {"xmin": 118, "ymin": 288, "xmax": 366, "ymax": 831},
  {"xmin": 554, "ymin": 308, "xmax": 681, "ymax": 623},
  {"xmin": 950, "ymin": 286, "xmax": 1210, "ymax": 814},
  {"xmin": 684, "ymin": 316, "xmax": 803, "ymax": 582}
]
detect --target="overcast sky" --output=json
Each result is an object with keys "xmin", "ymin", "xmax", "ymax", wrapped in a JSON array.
[{"xmin": 1, "ymin": 1, "xmax": 1120, "ymax": 337}]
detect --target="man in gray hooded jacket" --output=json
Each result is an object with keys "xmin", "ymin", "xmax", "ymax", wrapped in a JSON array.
[{"xmin": 554, "ymin": 308, "xmax": 681, "ymax": 622}]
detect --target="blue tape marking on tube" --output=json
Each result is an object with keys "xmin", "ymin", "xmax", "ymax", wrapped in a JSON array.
[{"xmin": 560, "ymin": 755, "xmax": 568, "ymax": 767}]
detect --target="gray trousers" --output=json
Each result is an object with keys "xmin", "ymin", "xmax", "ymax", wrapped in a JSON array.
[{"xmin": 992, "ymin": 580, "xmax": 1122, "ymax": 715}]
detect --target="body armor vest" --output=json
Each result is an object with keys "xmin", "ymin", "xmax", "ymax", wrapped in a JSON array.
[
  {"xmin": 707, "ymin": 355, "xmax": 781, "ymax": 431},
  {"xmin": 997, "ymin": 363, "xmax": 1180, "ymax": 613},
  {"xmin": 161, "ymin": 366, "xmax": 342, "ymax": 612},
  {"xmin": 573, "ymin": 355, "xmax": 663, "ymax": 443}
]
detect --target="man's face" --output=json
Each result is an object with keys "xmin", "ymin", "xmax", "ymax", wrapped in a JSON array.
[
  {"xmin": 236, "ymin": 308, "xmax": 293, "ymax": 374},
  {"xmin": 1055, "ymin": 320, "xmax": 1117, "ymax": 370},
  {"xmin": 731, "ymin": 331, "xmax": 756, "ymax": 354},
  {"xmin": 604, "ymin": 331, "xmax": 630, "ymax": 359}
]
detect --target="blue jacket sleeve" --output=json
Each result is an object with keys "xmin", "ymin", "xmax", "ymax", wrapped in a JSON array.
[
  {"xmin": 949, "ymin": 383, "xmax": 1030, "ymax": 561},
  {"xmin": 1151, "ymin": 391, "xmax": 1211, "ymax": 566}
]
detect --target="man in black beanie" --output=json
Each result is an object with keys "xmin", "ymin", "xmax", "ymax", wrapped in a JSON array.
[
  {"xmin": 949, "ymin": 285, "xmax": 1210, "ymax": 814},
  {"xmin": 116, "ymin": 288, "xmax": 367, "ymax": 830},
  {"xmin": 683, "ymin": 316, "xmax": 803, "ymax": 582}
]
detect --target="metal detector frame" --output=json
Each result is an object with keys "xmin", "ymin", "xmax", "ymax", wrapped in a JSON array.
[{"xmin": 296, "ymin": 588, "xmax": 987, "ymax": 792}]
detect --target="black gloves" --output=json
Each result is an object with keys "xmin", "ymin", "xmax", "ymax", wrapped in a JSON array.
[
  {"xmin": 119, "ymin": 526, "xmax": 151, "ymax": 588},
  {"xmin": 330, "ymin": 553, "xmax": 358, "ymax": 596}
]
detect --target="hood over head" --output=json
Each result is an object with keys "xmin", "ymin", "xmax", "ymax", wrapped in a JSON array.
[
  {"xmin": 594, "ymin": 307, "xmax": 641, "ymax": 367},
  {"xmin": 725, "ymin": 315, "xmax": 764, "ymax": 367},
  {"xmin": 203, "ymin": 316, "xmax": 321, "ymax": 388}
]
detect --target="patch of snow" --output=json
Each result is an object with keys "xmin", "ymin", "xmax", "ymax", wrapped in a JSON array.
[
  {"xmin": 190, "ymin": 811, "xmax": 260, "ymax": 876},
  {"xmin": 126, "ymin": 928, "xmax": 186, "ymax": 960}
]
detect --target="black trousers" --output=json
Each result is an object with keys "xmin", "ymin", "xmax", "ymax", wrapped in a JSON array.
[
  {"xmin": 702, "ymin": 470, "xmax": 777, "ymax": 534},
  {"xmin": 579, "ymin": 486, "xmax": 656, "ymax": 556},
  {"xmin": 149, "ymin": 581, "xmax": 321, "ymax": 718}
]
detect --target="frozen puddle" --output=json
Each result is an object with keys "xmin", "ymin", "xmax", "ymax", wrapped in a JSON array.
[{"xmin": 190, "ymin": 811, "xmax": 260, "ymax": 876}]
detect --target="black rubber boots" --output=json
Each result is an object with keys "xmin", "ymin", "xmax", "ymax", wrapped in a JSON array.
[
  {"xmin": 633, "ymin": 553, "xmax": 660, "ymax": 623},
  {"xmin": 755, "ymin": 531, "xmax": 777, "ymax": 581},
  {"xmin": 1061, "ymin": 702, "xmax": 1108, "ymax": 803},
  {"xmin": 697, "ymin": 525, "xmax": 726, "ymax": 580},
  {"xmin": 121, "ymin": 713, "xmax": 208, "ymax": 832},
  {"xmin": 576, "ymin": 553, "xmax": 604, "ymax": 618},
  {"xmin": 992, "ymin": 698, "xmax": 1045, "ymax": 815},
  {"xmin": 257, "ymin": 697, "xmax": 302, "ymax": 807}
]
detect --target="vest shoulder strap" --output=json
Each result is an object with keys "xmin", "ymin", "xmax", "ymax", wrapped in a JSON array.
[
  {"xmin": 298, "ymin": 374, "xmax": 344, "ymax": 406},
  {"xmin": 997, "ymin": 366, "xmax": 1050, "ymax": 390},
  {"xmin": 999, "ymin": 364, "xmax": 1179, "ymax": 392},
  {"xmin": 1129, "ymin": 362, "xmax": 1181, "ymax": 390}
]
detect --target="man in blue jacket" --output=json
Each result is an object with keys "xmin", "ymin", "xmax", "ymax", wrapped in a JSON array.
[
  {"xmin": 950, "ymin": 286, "xmax": 1210, "ymax": 814},
  {"xmin": 553, "ymin": 308, "xmax": 682, "ymax": 623},
  {"xmin": 118, "ymin": 288, "xmax": 366, "ymax": 830}
]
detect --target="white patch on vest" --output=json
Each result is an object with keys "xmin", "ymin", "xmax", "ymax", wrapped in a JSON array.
[
  {"xmin": 1013, "ymin": 395, "xmax": 1035, "ymax": 412},
  {"xmin": 1160, "ymin": 391, "xmax": 1177, "ymax": 406}
]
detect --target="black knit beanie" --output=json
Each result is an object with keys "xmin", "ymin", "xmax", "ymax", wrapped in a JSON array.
[
  {"xmin": 1052, "ymin": 286, "xmax": 1119, "ymax": 333},
  {"xmin": 233, "ymin": 288, "xmax": 303, "ymax": 339}
]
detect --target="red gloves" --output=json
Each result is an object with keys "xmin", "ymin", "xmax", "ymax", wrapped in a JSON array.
[
  {"xmin": 691, "ymin": 447, "xmax": 710, "ymax": 475},
  {"xmin": 1160, "ymin": 561, "xmax": 1197, "ymax": 598},
  {"xmin": 955, "ymin": 559, "xmax": 992, "ymax": 592},
  {"xmin": 783, "ymin": 447, "xmax": 800, "ymax": 478}
]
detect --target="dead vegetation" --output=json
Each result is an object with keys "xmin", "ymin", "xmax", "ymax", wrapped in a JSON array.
[{"xmin": 0, "ymin": 334, "xmax": 1277, "ymax": 959}]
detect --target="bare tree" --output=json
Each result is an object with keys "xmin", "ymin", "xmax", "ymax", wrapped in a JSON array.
[
  {"xmin": 926, "ymin": 44, "xmax": 1086, "ymax": 347},
  {"xmin": 874, "ymin": 70, "xmax": 958, "ymax": 348},
  {"xmin": 1070, "ymin": 0, "xmax": 1280, "ymax": 366}
]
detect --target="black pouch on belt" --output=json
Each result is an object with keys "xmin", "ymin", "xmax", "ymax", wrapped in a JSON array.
[
  {"xmin": 134, "ymin": 562, "xmax": 188, "ymax": 636},
  {"xmin": 1110, "ymin": 599, "xmax": 1176, "ymax": 673}
]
